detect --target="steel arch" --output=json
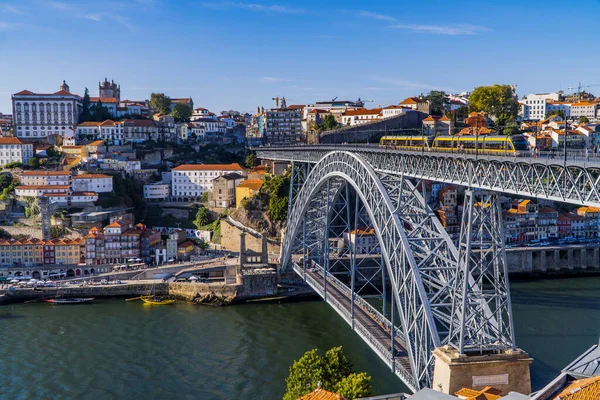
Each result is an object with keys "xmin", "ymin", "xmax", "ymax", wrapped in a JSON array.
[{"xmin": 282, "ymin": 151, "xmax": 446, "ymax": 390}]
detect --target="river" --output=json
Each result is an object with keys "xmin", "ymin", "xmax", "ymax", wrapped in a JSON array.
[{"xmin": 0, "ymin": 276, "xmax": 599, "ymax": 399}]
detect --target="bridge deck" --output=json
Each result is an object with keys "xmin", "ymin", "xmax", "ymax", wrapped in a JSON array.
[{"xmin": 293, "ymin": 262, "xmax": 416, "ymax": 391}]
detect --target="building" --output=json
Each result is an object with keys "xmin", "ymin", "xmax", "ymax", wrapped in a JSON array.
[
  {"xmin": 15, "ymin": 185, "xmax": 70, "ymax": 198},
  {"xmin": 570, "ymin": 101, "xmax": 597, "ymax": 119},
  {"xmin": 61, "ymin": 145, "xmax": 88, "ymax": 159},
  {"xmin": 423, "ymin": 115, "xmax": 454, "ymax": 136},
  {"xmin": 143, "ymin": 182, "xmax": 171, "ymax": 201},
  {"xmin": 439, "ymin": 186, "xmax": 458, "ymax": 208},
  {"xmin": 177, "ymin": 241, "xmax": 195, "ymax": 261},
  {"xmin": 76, "ymin": 120, "xmax": 124, "ymax": 145},
  {"xmin": 170, "ymin": 97, "xmax": 194, "ymax": 111},
  {"xmin": 436, "ymin": 207, "xmax": 459, "ymax": 240},
  {"xmin": 576, "ymin": 206, "xmax": 600, "ymax": 238},
  {"xmin": 0, "ymin": 238, "xmax": 82, "ymax": 267},
  {"xmin": 171, "ymin": 163, "xmax": 244, "ymax": 200},
  {"xmin": 167, "ymin": 229, "xmax": 186, "ymax": 261},
  {"xmin": 341, "ymin": 108, "xmax": 383, "ymax": 126},
  {"xmin": 12, "ymin": 81, "xmax": 82, "ymax": 140},
  {"xmin": 20, "ymin": 170, "xmax": 70, "ymax": 186},
  {"xmin": 211, "ymin": 173, "xmax": 244, "ymax": 208},
  {"xmin": 235, "ymin": 179, "xmax": 264, "ymax": 208},
  {"xmin": 102, "ymin": 219, "xmax": 141, "ymax": 264},
  {"xmin": 140, "ymin": 227, "xmax": 161, "ymax": 264},
  {"xmin": 43, "ymin": 191, "xmax": 98, "ymax": 206},
  {"xmin": 98, "ymin": 78, "xmax": 121, "ymax": 101},
  {"xmin": 381, "ymin": 105, "xmax": 413, "ymax": 118},
  {"xmin": 0, "ymin": 137, "xmax": 33, "ymax": 166},
  {"xmin": 261, "ymin": 108, "xmax": 303, "ymax": 145},
  {"xmin": 71, "ymin": 174, "xmax": 113, "ymax": 193},
  {"xmin": 521, "ymin": 92, "xmax": 560, "ymax": 121},
  {"xmin": 343, "ymin": 228, "xmax": 380, "ymax": 254}
]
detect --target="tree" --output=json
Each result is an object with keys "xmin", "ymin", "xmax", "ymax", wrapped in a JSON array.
[
  {"xmin": 268, "ymin": 196, "xmax": 288, "ymax": 221},
  {"xmin": 322, "ymin": 114, "xmax": 338, "ymax": 131},
  {"xmin": 335, "ymin": 373, "xmax": 372, "ymax": 399},
  {"xmin": 425, "ymin": 90, "xmax": 448, "ymax": 116},
  {"xmin": 548, "ymin": 109, "xmax": 565, "ymax": 119},
  {"xmin": 150, "ymin": 93, "xmax": 172, "ymax": 115},
  {"xmin": 580, "ymin": 116, "xmax": 590, "ymax": 123},
  {"xmin": 80, "ymin": 87, "xmax": 92, "ymax": 122},
  {"xmin": 198, "ymin": 239, "xmax": 210, "ymax": 250},
  {"xmin": 27, "ymin": 158, "xmax": 40, "ymax": 168},
  {"xmin": 0, "ymin": 173, "xmax": 12, "ymax": 190},
  {"xmin": 469, "ymin": 84, "xmax": 519, "ymax": 126},
  {"xmin": 91, "ymin": 100, "xmax": 111, "ymax": 121},
  {"xmin": 172, "ymin": 103, "xmax": 192, "ymax": 122},
  {"xmin": 245, "ymin": 153, "xmax": 256, "ymax": 168},
  {"xmin": 201, "ymin": 192, "xmax": 209, "ymax": 202},
  {"xmin": 4, "ymin": 161, "xmax": 22, "ymax": 169},
  {"xmin": 194, "ymin": 207, "xmax": 211, "ymax": 228},
  {"xmin": 283, "ymin": 347, "xmax": 372, "ymax": 400}
]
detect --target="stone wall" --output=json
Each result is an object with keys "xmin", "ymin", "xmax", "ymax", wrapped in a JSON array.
[
  {"xmin": 220, "ymin": 218, "xmax": 280, "ymax": 254},
  {"xmin": 308, "ymin": 111, "xmax": 427, "ymax": 144},
  {"xmin": 0, "ymin": 282, "xmax": 167, "ymax": 304},
  {"xmin": 506, "ymin": 244, "xmax": 600, "ymax": 274}
]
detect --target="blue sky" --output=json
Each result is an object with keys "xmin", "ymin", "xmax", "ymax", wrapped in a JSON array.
[{"xmin": 1, "ymin": 0, "xmax": 600, "ymax": 114}]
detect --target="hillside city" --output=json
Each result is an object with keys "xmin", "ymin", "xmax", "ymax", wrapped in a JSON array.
[{"xmin": 0, "ymin": 80, "xmax": 597, "ymax": 275}]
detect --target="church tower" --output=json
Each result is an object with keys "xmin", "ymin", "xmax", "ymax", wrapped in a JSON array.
[
  {"xmin": 59, "ymin": 80, "xmax": 70, "ymax": 93},
  {"xmin": 98, "ymin": 78, "xmax": 121, "ymax": 101}
]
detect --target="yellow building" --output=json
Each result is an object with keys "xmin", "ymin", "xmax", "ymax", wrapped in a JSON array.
[
  {"xmin": 235, "ymin": 179, "xmax": 263, "ymax": 208},
  {"xmin": 177, "ymin": 241, "xmax": 195, "ymax": 261},
  {"xmin": 61, "ymin": 145, "xmax": 88, "ymax": 158}
]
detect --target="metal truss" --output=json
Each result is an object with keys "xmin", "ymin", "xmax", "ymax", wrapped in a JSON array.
[
  {"xmin": 448, "ymin": 190, "xmax": 516, "ymax": 354},
  {"xmin": 280, "ymin": 151, "xmax": 504, "ymax": 390},
  {"xmin": 257, "ymin": 147, "xmax": 600, "ymax": 208}
]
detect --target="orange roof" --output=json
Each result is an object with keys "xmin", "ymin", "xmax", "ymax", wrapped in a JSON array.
[
  {"xmin": 350, "ymin": 228, "xmax": 375, "ymax": 235},
  {"xmin": 178, "ymin": 240, "xmax": 194, "ymax": 248},
  {"xmin": 0, "ymin": 137, "xmax": 25, "ymax": 145},
  {"xmin": 78, "ymin": 121, "xmax": 101, "ymax": 127},
  {"xmin": 571, "ymin": 101, "xmax": 595, "ymax": 107},
  {"xmin": 439, "ymin": 115, "xmax": 451, "ymax": 121},
  {"xmin": 71, "ymin": 191, "xmax": 98, "ymax": 196},
  {"xmin": 455, "ymin": 386, "xmax": 502, "ymax": 400},
  {"xmin": 343, "ymin": 108, "xmax": 383, "ymax": 116},
  {"xmin": 172, "ymin": 163, "xmax": 243, "ymax": 171},
  {"xmin": 72, "ymin": 174, "xmax": 112, "ymax": 179},
  {"xmin": 399, "ymin": 97, "xmax": 421, "ymax": 105},
  {"xmin": 106, "ymin": 220, "xmax": 129, "ymax": 228},
  {"xmin": 99, "ymin": 120, "xmax": 116, "ymax": 126},
  {"xmin": 90, "ymin": 97, "xmax": 118, "ymax": 103},
  {"xmin": 553, "ymin": 376, "xmax": 600, "ymax": 400},
  {"xmin": 287, "ymin": 104, "xmax": 305, "ymax": 110},
  {"xmin": 62, "ymin": 145, "xmax": 84, "ymax": 149},
  {"xmin": 87, "ymin": 140, "xmax": 105, "ymax": 146},
  {"xmin": 172, "ymin": 97, "xmax": 192, "ymax": 103},
  {"xmin": 14, "ymin": 90, "xmax": 35, "ymax": 95},
  {"xmin": 237, "ymin": 179, "xmax": 263, "ymax": 191},
  {"xmin": 21, "ymin": 171, "xmax": 70, "ymax": 176},
  {"xmin": 298, "ymin": 388, "xmax": 346, "ymax": 400},
  {"xmin": 16, "ymin": 185, "xmax": 69, "ymax": 190}
]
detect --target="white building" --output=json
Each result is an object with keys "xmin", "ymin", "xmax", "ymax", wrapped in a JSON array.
[
  {"xmin": 12, "ymin": 81, "xmax": 81, "ymax": 140},
  {"xmin": 570, "ymin": 101, "xmax": 597, "ymax": 119},
  {"xmin": 76, "ymin": 120, "xmax": 124, "ymax": 145},
  {"xmin": 20, "ymin": 171, "xmax": 70, "ymax": 186},
  {"xmin": 0, "ymin": 137, "xmax": 34, "ymax": 166},
  {"xmin": 193, "ymin": 118, "xmax": 227, "ymax": 134},
  {"xmin": 191, "ymin": 108, "xmax": 213, "ymax": 120},
  {"xmin": 521, "ymin": 92, "xmax": 560, "ymax": 120},
  {"xmin": 44, "ymin": 191, "xmax": 98, "ymax": 205},
  {"xmin": 341, "ymin": 108, "xmax": 383, "ymax": 126},
  {"xmin": 381, "ymin": 105, "xmax": 413, "ymax": 119},
  {"xmin": 171, "ymin": 163, "xmax": 244, "ymax": 200},
  {"xmin": 343, "ymin": 228, "xmax": 380, "ymax": 254},
  {"xmin": 89, "ymin": 96, "xmax": 118, "ymax": 117},
  {"xmin": 143, "ymin": 182, "xmax": 171, "ymax": 201},
  {"xmin": 15, "ymin": 185, "xmax": 70, "ymax": 198},
  {"xmin": 546, "ymin": 101, "xmax": 571, "ymax": 118},
  {"xmin": 71, "ymin": 174, "xmax": 113, "ymax": 193}
]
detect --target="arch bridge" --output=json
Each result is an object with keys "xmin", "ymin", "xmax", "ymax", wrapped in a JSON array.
[{"xmin": 256, "ymin": 147, "xmax": 545, "ymax": 392}]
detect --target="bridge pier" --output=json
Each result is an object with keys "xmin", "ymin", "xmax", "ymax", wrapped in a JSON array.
[{"xmin": 432, "ymin": 346, "xmax": 532, "ymax": 396}]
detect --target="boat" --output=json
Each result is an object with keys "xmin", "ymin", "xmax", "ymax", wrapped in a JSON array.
[
  {"xmin": 43, "ymin": 297, "xmax": 95, "ymax": 304},
  {"xmin": 140, "ymin": 296, "xmax": 175, "ymax": 305}
]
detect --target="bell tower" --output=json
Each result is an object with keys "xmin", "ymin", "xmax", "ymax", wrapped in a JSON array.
[{"xmin": 59, "ymin": 80, "xmax": 70, "ymax": 93}]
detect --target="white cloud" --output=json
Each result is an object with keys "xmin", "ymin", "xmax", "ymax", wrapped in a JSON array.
[
  {"xmin": 79, "ymin": 12, "xmax": 136, "ymax": 31},
  {"xmin": 199, "ymin": 2, "xmax": 305, "ymax": 14},
  {"xmin": 0, "ymin": 5, "xmax": 24, "ymax": 15},
  {"xmin": 389, "ymin": 23, "xmax": 489, "ymax": 35},
  {"xmin": 262, "ymin": 76, "xmax": 292, "ymax": 82},
  {"xmin": 48, "ymin": 1, "xmax": 72, "ymax": 10},
  {"xmin": 357, "ymin": 11, "xmax": 396, "ymax": 22}
]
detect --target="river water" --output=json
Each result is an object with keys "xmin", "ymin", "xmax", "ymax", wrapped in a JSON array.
[{"xmin": 0, "ymin": 276, "xmax": 599, "ymax": 400}]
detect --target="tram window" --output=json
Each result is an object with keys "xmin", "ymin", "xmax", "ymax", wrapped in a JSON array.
[
  {"xmin": 485, "ymin": 141, "xmax": 505, "ymax": 150},
  {"xmin": 512, "ymin": 140, "xmax": 529, "ymax": 150},
  {"xmin": 434, "ymin": 139, "xmax": 453, "ymax": 148}
]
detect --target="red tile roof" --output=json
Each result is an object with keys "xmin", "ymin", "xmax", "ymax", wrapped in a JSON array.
[
  {"xmin": 90, "ymin": 97, "xmax": 118, "ymax": 103},
  {"xmin": 172, "ymin": 163, "xmax": 243, "ymax": 171},
  {"xmin": 72, "ymin": 174, "xmax": 112, "ymax": 179}
]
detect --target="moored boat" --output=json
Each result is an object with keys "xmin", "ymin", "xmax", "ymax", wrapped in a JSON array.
[
  {"xmin": 140, "ymin": 296, "xmax": 174, "ymax": 305},
  {"xmin": 43, "ymin": 297, "xmax": 95, "ymax": 304}
]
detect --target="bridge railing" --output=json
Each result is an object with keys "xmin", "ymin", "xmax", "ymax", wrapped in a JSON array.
[{"xmin": 255, "ymin": 142, "xmax": 600, "ymax": 164}]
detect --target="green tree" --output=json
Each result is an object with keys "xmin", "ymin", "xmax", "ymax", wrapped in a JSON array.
[
  {"xmin": 172, "ymin": 103, "xmax": 192, "ymax": 122},
  {"xmin": 283, "ymin": 347, "xmax": 372, "ymax": 400},
  {"xmin": 91, "ymin": 100, "xmax": 112, "ymax": 121},
  {"xmin": 80, "ymin": 87, "xmax": 92, "ymax": 122},
  {"xmin": 201, "ymin": 192, "xmax": 209, "ymax": 202},
  {"xmin": 27, "ymin": 158, "xmax": 40, "ymax": 168},
  {"xmin": 322, "ymin": 114, "xmax": 338, "ymax": 131},
  {"xmin": 194, "ymin": 207, "xmax": 212, "ymax": 228},
  {"xmin": 283, "ymin": 349, "xmax": 325, "ymax": 400},
  {"xmin": 150, "ymin": 93, "xmax": 172, "ymax": 115},
  {"xmin": 580, "ymin": 116, "xmax": 590, "ymax": 123},
  {"xmin": 268, "ymin": 196, "xmax": 288, "ymax": 221},
  {"xmin": 469, "ymin": 84, "xmax": 519, "ymax": 126},
  {"xmin": 425, "ymin": 90, "xmax": 448, "ymax": 116},
  {"xmin": 502, "ymin": 126, "xmax": 520, "ymax": 135},
  {"xmin": 0, "ymin": 173, "xmax": 12, "ymax": 190},
  {"xmin": 198, "ymin": 239, "xmax": 210, "ymax": 250},
  {"xmin": 335, "ymin": 373, "xmax": 373, "ymax": 399},
  {"xmin": 245, "ymin": 153, "xmax": 256, "ymax": 168},
  {"xmin": 548, "ymin": 109, "xmax": 565, "ymax": 119},
  {"xmin": 4, "ymin": 161, "xmax": 22, "ymax": 169}
]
